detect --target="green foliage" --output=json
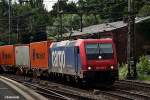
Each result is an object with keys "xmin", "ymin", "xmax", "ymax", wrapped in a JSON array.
[
  {"xmin": 136, "ymin": 56, "xmax": 150, "ymax": 80},
  {"xmin": 138, "ymin": 4, "xmax": 150, "ymax": 17},
  {"xmin": 0, "ymin": 0, "xmax": 51, "ymax": 44},
  {"xmin": 51, "ymin": 0, "xmax": 77, "ymax": 14},
  {"xmin": 82, "ymin": 14, "xmax": 104, "ymax": 27},
  {"xmin": 137, "ymin": 56, "xmax": 150, "ymax": 75},
  {"xmin": 119, "ymin": 57, "xmax": 150, "ymax": 80},
  {"xmin": 119, "ymin": 63, "xmax": 128, "ymax": 80},
  {"xmin": 119, "ymin": 56, "xmax": 150, "ymax": 81},
  {"xmin": 138, "ymin": 74, "xmax": 150, "ymax": 80},
  {"xmin": 0, "ymin": 0, "xmax": 9, "ymax": 33},
  {"xmin": 63, "ymin": 14, "xmax": 79, "ymax": 29},
  {"xmin": 77, "ymin": 0, "xmax": 127, "ymax": 21}
]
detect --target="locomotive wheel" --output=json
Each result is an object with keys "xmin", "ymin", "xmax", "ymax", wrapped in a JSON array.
[
  {"xmin": 48, "ymin": 73, "xmax": 52, "ymax": 81},
  {"xmin": 55, "ymin": 73, "xmax": 58, "ymax": 81},
  {"xmin": 53, "ymin": 73, "xmax": 56, "ymax": 80},
  {"xmin": 0, "ymin": 66, "xmax": 4, "ymax": 74},
  {"xmin": 66, "ymin": 75, "xmax": 70, "ymax": 82},
  {"xmin": 27, "ymin": 70, "xmax": 33, "ymax": 78},
  {"xmin": 69, "ymin": 76, "xmax": 74, "ymax": 84},
  {"xmin": 56, "ymin": 73, "xmax": 59, "ymax": 81},
  {"xmin": 62, "ymin": 74, "xmax": 65, "ymax": 82},
  {"xmin": 33, "ymin": 71, "xmax": 38, "ymax": 78},
  {"xmin": 75, "ymin": 76, "xmax": 79, "ymax": 84},
  {"xmin": 52, "ymin": 73, "xmax": 55, "ymax": 80},
  {"xmin": 41, "ymin": 71, "xmax": 48, "ymax": 80},
  {"xmin": 60, "ymin": 74, "xmax": 63, "ymax": 82},
  {"xmin": 58, "ymin": 73, "xmax": 61, "ymax": 81}
]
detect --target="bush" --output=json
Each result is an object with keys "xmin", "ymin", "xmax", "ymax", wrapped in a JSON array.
[
  {"xmin": 137, "ymin": 56, "xmax": 150, "ymax": 75},
  {"xmin": 119, "ymin": 56, "xmax": 150, "ymax": 80},
  {"xmin": 138, "ymin": 5, "xmax": 150, "ymax": 17},
  {"xmin": 119, "ymin": 63, "xmax": 128, "ymax": 80}
]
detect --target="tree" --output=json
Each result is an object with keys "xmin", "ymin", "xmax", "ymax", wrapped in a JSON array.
[
  {"xmin": 0, "ymin": 0, "xmax": 9, "ymax": 32},
  {"xmin": 51, "ymin": 0, "xmax": 77, "ymax": 15},
  {"xmin": 0, "ymin": 0, "xmax": 56, "ymax": 43},
  {"xmin": 138, "ymin": 4, "xmax": 150, "ymax": 17}
]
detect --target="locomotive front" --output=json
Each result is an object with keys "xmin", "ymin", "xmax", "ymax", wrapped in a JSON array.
[{"xmin": 79, "ymin": 39, "xmax": 118, "ymax": 85}]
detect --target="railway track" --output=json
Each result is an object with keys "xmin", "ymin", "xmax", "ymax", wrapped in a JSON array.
[
  {"xmin": 25, "ymin": 82, "xmax": 98, "ymax": 100},
  {"xmin": 2, "ymin": 74, "xmax": 150, "ymax": 100},
  {"xmin": 2, "ymin": 74, "xmax": 100, "ymax": 100},
  {"xmin": 93, "ymin": 87, "xmax": 150, "ymax": 100},
  {"xmin": 114, "ymin": 88, "xmax": 150, "ymax": 100},
  {"xmin": 93, "ymin": 89, "xmax": 133, "ymax": 100},
  {"xmin": 115, "ymin": 80, "xmax": 150, "ymax": 91},
  {"xmin": 1, "ymin": 75, "xmax": 69, "ymax": 100},
  {"xmin": 23, "ymin": 82, "xmax": 72, "ymax": 100}
]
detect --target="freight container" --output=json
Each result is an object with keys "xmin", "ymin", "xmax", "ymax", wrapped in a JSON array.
[
  {"xmin": 15, "ymin": 45, "xmax": 30, "ymax": 68},
  {"xmin": 30, "ymin": 41, "xmax": 51, "ymax": 69},
  {"xmin": 0, "ymin": 45, "xmax": 15, "ymax": 66}
]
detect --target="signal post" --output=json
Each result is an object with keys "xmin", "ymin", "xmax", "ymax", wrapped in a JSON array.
[{"xmin": 127, "ymin": 0, "xmax": 137, "ymax": 79}]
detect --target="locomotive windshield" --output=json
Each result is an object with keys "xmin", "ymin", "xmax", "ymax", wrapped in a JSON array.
[{"xmin": 86, "ymin": 43, "xmax": 113, "ymax": 60}]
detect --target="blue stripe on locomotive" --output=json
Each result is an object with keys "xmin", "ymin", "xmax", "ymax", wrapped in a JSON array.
[{"xmin": 49, "ymin": 42, "xmax": 81, "ymax": 75}]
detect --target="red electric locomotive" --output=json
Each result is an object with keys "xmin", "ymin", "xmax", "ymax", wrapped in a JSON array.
[{"xmin": 49, "ymin": 38, "xmax": 118, "ymax": 86}]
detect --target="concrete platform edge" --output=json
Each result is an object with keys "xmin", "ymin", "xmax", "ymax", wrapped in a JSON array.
[{"xmin": 0, "ymin": 76, "xmax": 48, "ymax": 100}]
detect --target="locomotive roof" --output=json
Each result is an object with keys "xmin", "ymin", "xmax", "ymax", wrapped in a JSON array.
[
  {"xmin": 50, "ymin": 40, "xmax": 77, "ymax": 48},
  {"xmin": 50, "ymin": 38, "xmax": 113, "ymax": 48}
]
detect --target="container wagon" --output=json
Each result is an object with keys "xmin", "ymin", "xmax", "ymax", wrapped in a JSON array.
[
  {"xmin": 30, "ymin": 41, "xmax": 52, "ymax": 78},
  {"xmin": 15, "ymin": 44, "xmax": 30, "ymax": 75},
  {"xmin": 0, "ymin": 45, "xmax": 16, "ymax": 73}
]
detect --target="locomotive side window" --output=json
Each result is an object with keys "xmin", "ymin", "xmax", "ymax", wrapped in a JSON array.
[{"xmin": 86, "ymin": 43, "xmax": 113, "ymax": 60}]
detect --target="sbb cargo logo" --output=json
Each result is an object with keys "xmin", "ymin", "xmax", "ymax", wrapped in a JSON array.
[{"xmin": 52, "ymin": 50, "xmax": 65, "ymax": 72}]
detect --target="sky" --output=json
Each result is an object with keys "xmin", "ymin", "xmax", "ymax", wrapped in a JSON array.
[
  {"xmin": 11, "ymin": 0, "xmax": 78, "ymax": 11},
  {"xmin": 44, "ymin": 0, "xmax": 78, "ymax": 11},
  {"xmin": 43, "ymin": 0, "xmax": 59, "ymax": 11}
]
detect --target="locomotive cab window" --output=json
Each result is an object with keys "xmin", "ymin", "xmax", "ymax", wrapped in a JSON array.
[{"xmin": 85, "ymin": 43, "xmax": 113, "ymax": 60}]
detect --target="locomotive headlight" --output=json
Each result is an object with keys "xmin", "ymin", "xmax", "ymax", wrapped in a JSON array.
[
  {"xmin": 110, "ymin": 65, "xmax": 114, "ymax": 70},
  {"xmin": 88, "ymin": 66, "xmax": 92, "ymax": 70}
]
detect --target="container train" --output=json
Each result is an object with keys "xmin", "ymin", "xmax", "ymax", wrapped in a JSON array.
[{"xmin": 0, "ymin": 38, "xmax": 118, "ymax": 86}]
